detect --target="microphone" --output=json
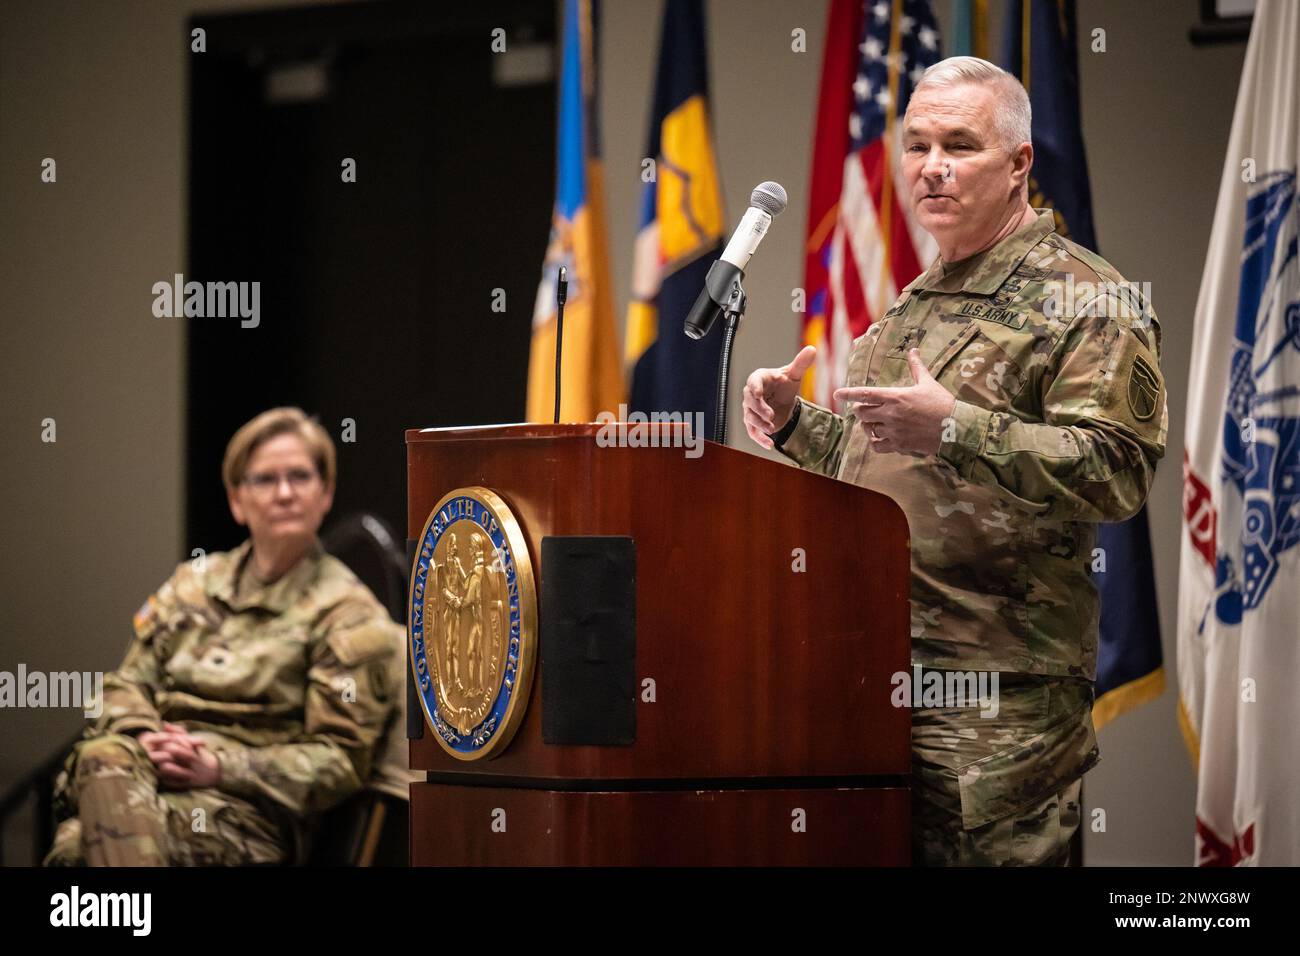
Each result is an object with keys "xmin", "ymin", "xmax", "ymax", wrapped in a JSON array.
[
  {"xmin": 684, "ymin": 181, "xmax": 787, "ymax": 340},
  {"xmin": 553, "ymin": 266, "xmax": 567, "ymax": 424}
]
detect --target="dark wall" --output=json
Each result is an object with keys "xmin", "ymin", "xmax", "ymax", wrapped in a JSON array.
[{"xmin": 187, "ymin": 0, "xmax": 556, "ymax": 552}]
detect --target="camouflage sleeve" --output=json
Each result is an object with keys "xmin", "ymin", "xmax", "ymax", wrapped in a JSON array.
[
  {"xmin": 777, "ymin": 398, "xmax": 854, "ymax": 477},
  {"xmin": 937, "ymin": 298, "xmax": 1168, "ymax": 522},
  {"xmin": 216, "ymin": 610, "xmax": 400, "ymax": 818},
  {"xmin": 94, "ymin": 573, "xmax": 185, "ymax": 737}
]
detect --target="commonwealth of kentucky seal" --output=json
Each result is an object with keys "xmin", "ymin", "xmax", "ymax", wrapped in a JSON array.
[{"xmin": 409, "ymin": 487, "xmax": 536, "ymax": 760}]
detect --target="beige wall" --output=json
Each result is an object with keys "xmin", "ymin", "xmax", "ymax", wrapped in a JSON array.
[{"xmin": 1, "ymin": 0, "xmax": 1246, "ymax": 866}]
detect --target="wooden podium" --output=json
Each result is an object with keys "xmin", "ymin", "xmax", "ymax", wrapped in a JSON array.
[{"xmin": 406, "ymin": 423, "xmax": 911, "ymax": 865}]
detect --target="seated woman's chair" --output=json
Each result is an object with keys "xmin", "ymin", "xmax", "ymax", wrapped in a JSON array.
[{"xmin": 311, "ymin": 512, "xmax": 419, "ymax": 866}]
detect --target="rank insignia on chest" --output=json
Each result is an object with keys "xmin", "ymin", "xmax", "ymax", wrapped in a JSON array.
[{"xmin": 887, "ymin": 327, "xmax": 928, "ymax": 356}]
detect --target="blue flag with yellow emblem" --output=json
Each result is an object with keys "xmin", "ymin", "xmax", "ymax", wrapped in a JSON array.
[
  {"xmin": 1004, "ymin": 0, "xmax": 1164, "ymax": 729},
  {"xmin": 625, "ymin": 0, "xmax": 726, "ymax": 436}
]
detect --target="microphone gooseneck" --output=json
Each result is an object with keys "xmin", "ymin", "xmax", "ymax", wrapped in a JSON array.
[{"xmin": 553, "ymin": 266, "xmax": 568, "ymax": 425}]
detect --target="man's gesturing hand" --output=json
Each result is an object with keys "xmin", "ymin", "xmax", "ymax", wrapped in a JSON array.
[
  {"xmin": 743, "ymin": 346, "xmax": 817, "ymax": 450},
  {"xmin": 833, "ymin": 348, "xmax": 957, "ymax": 456}
]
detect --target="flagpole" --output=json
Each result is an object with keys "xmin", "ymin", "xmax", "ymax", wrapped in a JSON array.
[
  {"xmin": 880, "ymin": 0, "xmax": 904, "ymax": 293},
  {"xmin": 1021, "ymin": 0, "xmax": 1031, "ymax": 94}
]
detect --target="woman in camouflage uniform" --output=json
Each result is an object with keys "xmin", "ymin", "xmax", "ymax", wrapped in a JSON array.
[{"xmin": 45, "ymin": 408, "xmax": 402, "ymax": 866}]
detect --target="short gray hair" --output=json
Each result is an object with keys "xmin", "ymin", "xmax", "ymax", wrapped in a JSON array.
[{"xmin": 911, "ymin": 56, "xmax": 1031, "ymax": 152}]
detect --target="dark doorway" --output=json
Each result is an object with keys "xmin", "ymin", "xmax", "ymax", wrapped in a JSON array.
[{"xmin": 186, "ymin": 0, "xmax": 556, "ymax": 553}]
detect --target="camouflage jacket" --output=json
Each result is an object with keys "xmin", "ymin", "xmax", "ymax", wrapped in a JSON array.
[
  {"xmin": 95, "ymin": 539, "xmax": 402, "ymax": 821},
  {"xmin": 779, "ymin": 209, "xmax": 1167, "ymax": 679}
]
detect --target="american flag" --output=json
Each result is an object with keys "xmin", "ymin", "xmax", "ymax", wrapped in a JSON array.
[{"xmin": 802, "ymin": 0, "xmax": 942, "ymax": 409}]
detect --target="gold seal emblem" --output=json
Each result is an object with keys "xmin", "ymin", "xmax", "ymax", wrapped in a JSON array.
[{"xmin": 408, "ymin": 487, "xmax": 536, "ymax": 760}]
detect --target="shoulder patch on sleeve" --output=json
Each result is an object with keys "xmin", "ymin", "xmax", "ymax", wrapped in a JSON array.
[{"xmin": 1127, "ymin": 354, "xmax": 1162, "ymax": 422}]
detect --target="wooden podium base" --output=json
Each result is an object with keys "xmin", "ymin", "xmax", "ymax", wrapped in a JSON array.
[{"xmin": 411, "ymin": 782, "xmax": 910, "ymax": 865}]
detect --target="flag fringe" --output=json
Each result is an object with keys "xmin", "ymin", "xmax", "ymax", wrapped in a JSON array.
[
  {"xmin": 1176, "ymin": 692, "xmax": 1201, "ymax": 773},
  {"xmin": 1092, "ymin": 666, "xmax": 1164, "ymax": 732}
]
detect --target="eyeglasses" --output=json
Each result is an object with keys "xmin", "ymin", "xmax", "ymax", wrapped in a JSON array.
[{"xmin": 242, "ymin": 468, "xmax": 319, "ymax": 497}]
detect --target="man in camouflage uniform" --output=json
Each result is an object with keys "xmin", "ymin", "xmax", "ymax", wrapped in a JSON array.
[
  {"xmin": 743, "ymin": 57, "xmax": 1167, "ymax": 865},
  {"xmin": 45, "ymin": 408, "xmax": 403, "ymax": 866}
]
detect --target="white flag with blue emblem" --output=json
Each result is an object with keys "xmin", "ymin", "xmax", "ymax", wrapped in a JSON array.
[{"xmin": 1178, "ymin": 0, "xmax": 1300, "ymax": 866}]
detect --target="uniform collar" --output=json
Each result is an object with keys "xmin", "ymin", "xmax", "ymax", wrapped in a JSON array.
[
  {"xmin": 911, "ymin": 208, "xmax": 1056, "ymax": 294},
  {"xmin": 211, "ymin": 538, "xmax": 324, "ymax": 613}
]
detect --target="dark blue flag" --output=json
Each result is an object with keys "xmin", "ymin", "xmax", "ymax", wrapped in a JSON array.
[{"xmin": 624, "ymin": 0, "xmax": 727, "ymax": 438}]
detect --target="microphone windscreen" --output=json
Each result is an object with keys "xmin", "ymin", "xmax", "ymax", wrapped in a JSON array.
[{"xmin": 751, "ymin": 181, "xmax": 788, "ymax": 217}]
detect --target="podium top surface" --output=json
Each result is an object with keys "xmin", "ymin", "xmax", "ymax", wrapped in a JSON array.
[{"xmin": 406, "ymin": 422, "xmax": 692, "ymax": 443}]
